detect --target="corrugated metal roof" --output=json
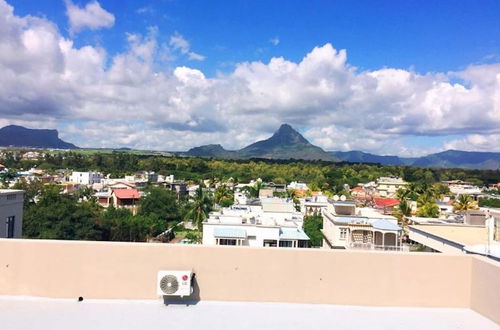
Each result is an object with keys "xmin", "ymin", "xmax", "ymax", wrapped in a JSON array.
[
  {"xmin": 279, "ymin": 228, "xmax": 309, "ymax": 240},
  {"xmin": 372, "ymin": 219, "xmax": 401, "ymax": 231},
  {"xmin": 213, "ymin": 227, "xmax": 247, "ymax": 239}
]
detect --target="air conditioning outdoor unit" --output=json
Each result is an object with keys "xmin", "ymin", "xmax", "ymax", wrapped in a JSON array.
[{"xmin": 157, "ymin": 270, "xmax": 193, "ymax": 297}]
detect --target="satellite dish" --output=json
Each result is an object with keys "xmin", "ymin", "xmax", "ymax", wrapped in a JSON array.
[
  {"xmin": 333, "ymin": 195, "xmax": 339, "ymax": 201},
  {"xmin": 340, "ymin": 195, "xmax": 346, "ymax": 201}
]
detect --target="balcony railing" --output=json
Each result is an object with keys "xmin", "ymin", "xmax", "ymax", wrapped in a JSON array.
[{"xmin": 349, "ymin": 242, "xmax": 409, "ymax": 252}]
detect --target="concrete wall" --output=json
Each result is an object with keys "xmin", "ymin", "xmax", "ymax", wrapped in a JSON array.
[
  {"xmin": 470, "ymin": 257, "xmax": 500, "ymax": 324},
  {"xmin": 408, "ymin": 227, "xmax": 464, "ymax": 254},
  {"xmin": 0, "ymin": 238, "xmax": 473, "ymax": 308}
]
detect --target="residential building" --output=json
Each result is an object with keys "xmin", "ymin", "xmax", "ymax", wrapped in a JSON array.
[
  {"xmin": 203, "ymin": 198, "xmax": 309, "ymax": 248},
  {"xmin": 376, "ymin": 176, "xmax": 408, "ymax": 197},
  {"xmin": 300, "ymin": 194, "xmax": 329, "ymax": 216},
  {"xmin": 70, "ymin": 171, "xmax": 103, "ymax": 185},
  {"xmin": 287, "ymin": 181, "xmax": 309, "ymax": 191},
  {"xmin": 322, "ymin": 200, "xmax": 405, "ymax": 251},
  {"xmin": 110, "ymin": 188, "xmax": 141, "ymax": 214},
  {"xmin": 0, "ymin": 189, "xmax": 24, "ymax": 238},
  {"xmin": 261, "ymin": 182, "xmax": 287, "ymax": 193},
  {"xmin": 259, "ymin": 189, "xmax": 273, "ymax": 198},
  {"xmin": 163, "ymin": 181, "xmax": 188, "ymax": 196}
]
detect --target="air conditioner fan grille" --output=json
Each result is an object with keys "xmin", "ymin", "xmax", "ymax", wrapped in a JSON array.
[{"xmin": 160, "ymin": 275, "xmax": 179, "ymax": 294}]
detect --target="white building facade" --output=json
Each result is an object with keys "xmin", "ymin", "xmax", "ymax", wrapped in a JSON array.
[
  {"xmin": 70, "ymin": 171, "xmax": 103, "ymax": 185},
  {"xmin": 322, "ymin": 201, "xmax": 406, "ymax": 251},
  {"xmin": 203, "ymin": 199, "xmax": 309, "ymax": 248},
  {"xmin": 0, "ymin": 189, "xmax": 24, "ymax": 238},
  {"xmin": 376, "ymin": 177, "xmax": 408, "ymax": 198}
]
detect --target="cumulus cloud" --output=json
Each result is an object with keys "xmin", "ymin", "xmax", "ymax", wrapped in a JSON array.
[
  {"xmin": 65, "ymin": 0, "xmax": 115, "ymax": 34},
  {"xmin": 169, "ymin": 32, "xmax": 205, "ymax": 61},
  {"xmin": 0, "ymin": 0, "xmax": 499, "ymax": 154},
  {"xmin": 443, "ymin": 134, "xmax": 500, "ymax": 152}
]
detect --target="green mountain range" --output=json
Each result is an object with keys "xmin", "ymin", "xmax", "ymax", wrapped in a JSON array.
[{"xmin": 185, "ymin": 124, "xmax": 500, "ymax": 169}]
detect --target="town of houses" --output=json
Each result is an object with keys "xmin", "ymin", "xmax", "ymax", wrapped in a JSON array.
[{"xmin": 1, "ymin": 154, "xmax": 499, "ymax": 261}]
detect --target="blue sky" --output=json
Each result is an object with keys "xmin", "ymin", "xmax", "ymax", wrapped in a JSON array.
[
  {"xmin": 1, "ymin": 0, "xmax": 500, "ymax": 154},
  {"xmin": 10, "ymin": 0, "xmax": 500, "ymax": 75}
]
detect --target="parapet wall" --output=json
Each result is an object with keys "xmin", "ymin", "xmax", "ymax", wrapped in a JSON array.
[{"xmin": 1, "ymin": 239, "xmax": 499, "ymax": 323}]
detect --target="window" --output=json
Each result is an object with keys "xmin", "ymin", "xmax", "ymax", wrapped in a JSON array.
[
  {"xmin": 263, "ymin": 239, "xmax": 277, "ymax": 247},
  {"xmin": 6, "ymin": 194, "xmax": 16, "ymax": 200},
  {"xmin": 279, "ymin": 240, "xmax": 294, "ymax": 248},
  {"xmin": 6, "ymin": 216, "xmax": 15, "ymax": 238},
  {"xmin": 340, "ymin": 228, "xmax": 348, "ymax": 240},
  {"xmin": 298, "ymin": 240, "xmax": 309, "ymax": 248},
  {"xmin": 218, "ymin": 239, "xmax": 237, "ymax": 246}
]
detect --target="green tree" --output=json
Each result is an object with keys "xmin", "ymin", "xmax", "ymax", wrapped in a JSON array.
[
  {"xmin": 23, "ymin": 184, "xmax": 102, "ymax": 240},
  {"xmin": 453, "ymin": 194, "xmax": 477, "ymax": 212},
  {"xmin": 138, "ymin": 186, "xmax": 180, "ymax": 222},
  {"xmin": 416, "ymin": 203, "xmax": 440, "ymax": 218},
  {"xmin": 394, "ymin": 199, "xmax": 412, "ymax": 230},
  {"xmin": 214, "ymin": 184, "xmax": 234, "ymax": 207},
  {"xmin": 303, "ymin": 214, "xmax": 323, "ymax": 247},
  {"xmin": 184, "ymin": 185, "xmax": 213, "ymax": 235}
]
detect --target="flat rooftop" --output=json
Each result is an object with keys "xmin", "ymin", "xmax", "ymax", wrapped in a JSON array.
[
  {"xmin": 1, "ymin": 297, "xmax": 498, "ymax": 330},
  {"xmin": 411, "ymin": 224, "xmax": 500, "ymax": 247}
]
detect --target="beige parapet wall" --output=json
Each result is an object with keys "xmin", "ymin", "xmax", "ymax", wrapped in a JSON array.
[
  {"xmin": 0, "ymin": 239, "xmax": 498, "ymax": 323},
  {"xmin": 471, "ymin": 257, "xmax": 500, "ymax": 324}
]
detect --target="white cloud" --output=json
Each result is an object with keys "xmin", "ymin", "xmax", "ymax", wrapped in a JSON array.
[
  {"xmin": 0, "ymin": 0, "xmax": 499, "ymax": 154},
  {"xmin": 169, "ymin": 32, "xmax": 205, "ymax": 61},
  {"xmin": 443, "ymin": 134, "xmax": 500, "ymax": 152},
  {"xmin": 270, "ymin": 37, "xmax": 280, "ymax": 46},
  {"xmin": 65, "ymin": 0, "xmax": 115, "ymax": 34}
]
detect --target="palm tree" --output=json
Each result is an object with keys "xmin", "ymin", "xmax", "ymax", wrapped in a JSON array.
[
  {"xmin": 214, "ymin": 184, "xmax": 233, "ymax": 207},
  {"xmin": 242, "ymin": 181, "xmax": 263, "ymax": 198},
  {"xmin": 184, "ymin": 185, "xmax": 213, "ymax": 237},
  {"xmin": 396, "ymin": 199, "xmax": 413, "ymax": 231},
  {"xmin": 453, "ymin": 194, "xmax": 477, "ymax": 213}
]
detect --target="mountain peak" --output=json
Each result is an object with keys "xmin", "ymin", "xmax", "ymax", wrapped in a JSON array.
[{"xmin": 270, "ymin": 123, "xmax": 309, "ymax": 145}]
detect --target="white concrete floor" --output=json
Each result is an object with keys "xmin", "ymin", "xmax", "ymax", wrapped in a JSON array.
[{"xmin": 0, "ymin": 296, "xmax": 498, "ymax": 330}]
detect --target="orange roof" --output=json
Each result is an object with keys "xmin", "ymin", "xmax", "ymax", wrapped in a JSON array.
[
  {"xmin": 113, "ymin": 189, "xmax": 140, "ymax": 199},
  {"xmin": 351, "ymin": 186, "xmax": 363, "ymax": 191},
  {"xmin": 374, "ymin": 197, "xmax": 399, "ymax": 208}
]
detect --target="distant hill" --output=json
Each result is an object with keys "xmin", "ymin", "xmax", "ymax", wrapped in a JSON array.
[
  {"xmin": 411, "ymin": 150, "xmax": 500, "ymax": 170},
  {"xmin": 186, "ymin": 144, "xmax": 236, "ymax": 158},
  {"xmin": 329, "ymin": 149, "xmax": 499, "ymax": 170},
  {"xmin": 330, "ymin": 150, "xmax": 411, "ymax": 165},
  {"xmin": 0, "ymin": 125, "xmax": 78, "ymax": 149},
  {"xmin": 184, "ymin": 124, "xmax": 500, "ymax": 169},
  {"xmin": 186, "ymin": 124, "xmax": 337, "ymax": 161}
]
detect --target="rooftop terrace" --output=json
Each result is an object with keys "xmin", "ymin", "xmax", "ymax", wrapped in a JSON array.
[
  {"xmin": 0, "ymin": 238, "xmax": 499, "ymax": 327},
  {"xmin": 1, "ymin": 297, "xmax": 498, "ymax": 330}
]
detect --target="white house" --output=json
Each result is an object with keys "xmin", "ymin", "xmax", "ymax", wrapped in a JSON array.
[
  {"xmin": 203, "ymin": 198, "xmax": 309, "ymax": 248},
  {"xmin": 322, "ymin": 200, "xmax": 406, "ymax": 251},
  {"xmin": 300, "ymin": 194, "xmax": 329, "ymax": 216},
  {"xmin": 70, "ymin": 171, "xmax": 103, "ymax": 185},
  {"xmin": 376, "ymin": 177, "xmax": 408, "ymax": 198},
  {"xmin": 287, "ymin": 181, "xmax": 309, "ymax": 191}
]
